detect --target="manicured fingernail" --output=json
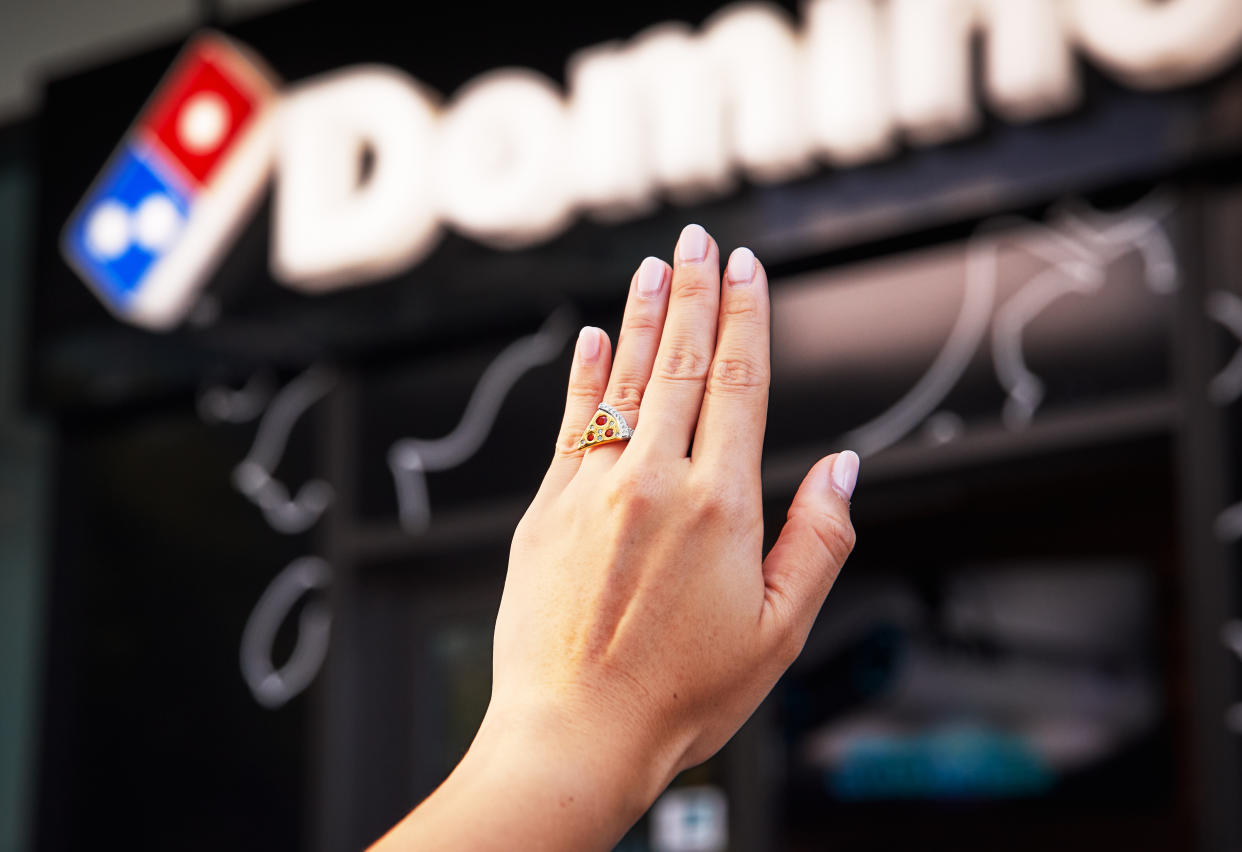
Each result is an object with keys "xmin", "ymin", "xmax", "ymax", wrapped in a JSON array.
[
  {"xmin": 677, "ymin": 223, "xmax": 708, "ymax": 264},
  {"xmin": 578, "ymin": 326, "xmax": 601, "ymax": 363},
  {"xmin": 636, "ymin": 256, "xmax": 665, "ymax": 297},
  {"xmin": 830, "ymin": 451, "xmax": 860, "ymax": 500},
  {"xmin": 726, "ymin": 247, "xmax": 756, "ymax": 285}
]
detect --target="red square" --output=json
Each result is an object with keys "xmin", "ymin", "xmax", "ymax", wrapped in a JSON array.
[{"xmin": 139, "ymin": 37, "xmax": 272, "ymax": 188}]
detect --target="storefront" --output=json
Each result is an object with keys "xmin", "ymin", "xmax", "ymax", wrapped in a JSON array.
[{"xmin": 25, "ymin": 1, "xmax": 1242, "ymax": 849}]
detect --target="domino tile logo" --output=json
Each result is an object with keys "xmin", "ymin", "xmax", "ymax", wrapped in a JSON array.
[{"xmin": 62, "ymin": 33, "xmax": 279, "ymax": 330}]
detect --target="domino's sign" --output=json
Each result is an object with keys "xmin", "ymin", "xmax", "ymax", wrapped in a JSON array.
[
  {"xmin": 63, "ymin": 0, "xmax": 1242, "ymax": 330},
  {"xmin": 63, "ymin": 35, "xmax": 276, "ymax": 329}
]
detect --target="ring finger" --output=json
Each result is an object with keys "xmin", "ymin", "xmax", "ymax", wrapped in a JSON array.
[{"xmin": 580, "ymin": 255, "xmax": 670, "ymax": 469}]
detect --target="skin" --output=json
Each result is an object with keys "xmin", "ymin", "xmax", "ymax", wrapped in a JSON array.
[{"xmin": 373, "ymin": 225, "xmax": 858, "ymax": 851}]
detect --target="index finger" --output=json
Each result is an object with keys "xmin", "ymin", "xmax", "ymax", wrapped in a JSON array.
[{"xmin": 690, "ymin": 246, "xmax": 770, "ymax": 471}]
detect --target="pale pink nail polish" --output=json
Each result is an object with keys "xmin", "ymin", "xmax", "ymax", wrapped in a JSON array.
[
  {"xmin": 637, "ymin": 256, "xmax": 665, "ymax": 297},
  {"xmin": 678, "ymin": 224, "xmax": 708, "ymax": 264},
  {"xmin": 727, "ymin": 247, "xmax": 756, "ymax": 285},
  {"xmin": 578, "ymin": 326, "xmax": 601, "ymax": 363},
  {"xmin": 830, "ymin": 451, "xmax": 860, "ymax": 500}
]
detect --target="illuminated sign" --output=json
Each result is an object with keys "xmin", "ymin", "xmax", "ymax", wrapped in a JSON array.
[
  {"xmin": 63, "ymin": 0, "xmax": 1242, "ymax": 329},
  {"xmin": 62, "ymin": 35, "xmax": 277, "ymax": 330}
]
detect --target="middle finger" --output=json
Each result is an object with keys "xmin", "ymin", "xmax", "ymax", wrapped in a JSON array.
[{"xmin": 630, "ymin": 223, "xmax": 721, "ymax": 457}]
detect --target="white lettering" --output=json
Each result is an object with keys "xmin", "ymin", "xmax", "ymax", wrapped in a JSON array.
[
  {"xmin": 703, "ymin": 3, "xmax": 813, "ymax": 182},
  {"xmin": 892, "ymin": 0, "xmax": 1078, "ymax": 143},
  {"xmin": 627, "ymin": 23, "xmax": 733, "ymax": 202},
  {"xmin": 983, "ymin": 0, "xmax": 1078, "ymax": 122},
  {"xmin": 1066, "ymin": 0, "xmax": 1242, "ymax": 89},
  {"xmin": 435, "ymin": 69, "xmax": 574, "ymax": 247},
  {"xmin": 891, "ymin": 0, "xmax": 980, "ymax": 143},
  {"xmin": 567, "ymin": 42, "xmax": 657, "ymax": 221},
  {"xmin": 264, "ymin": 0, "xmax": 1242, "ymax": 291},
  {"xmin": 804, "ymin": 0, "xmax": 895, "ymax": 165},
  {"xmin": 272, "ymin": 67, "xmax": 440, "ymax": 289}
]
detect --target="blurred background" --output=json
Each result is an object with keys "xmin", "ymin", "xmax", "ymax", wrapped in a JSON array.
[{"xmin": 2, "ymin": 0, "xmax": 1242, "ymax": 850}]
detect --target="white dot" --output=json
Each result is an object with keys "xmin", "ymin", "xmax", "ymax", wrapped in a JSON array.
[
  {"xmin": 85, "ymin": 201, "xmax": 131, "ymax": 260},
  {"xmin": 177, "ymin": 91, "xmax": 229, "ymax": 154},
  {"xmin": 133, "ymin": 194, "xmax": 183, "ymax": 253}
]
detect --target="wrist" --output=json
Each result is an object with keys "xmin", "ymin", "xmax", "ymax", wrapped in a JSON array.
[
  {"xmin": 374, "ymin": 693, "xmax": 685, "ymax": 851},
  {"xmin": 465, "ymin": 696, "xmax": 682, "ymax": 834}
]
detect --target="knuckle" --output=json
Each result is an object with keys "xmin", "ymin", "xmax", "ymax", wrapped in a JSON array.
[
  {"xmin": 564, "ymin": 390, "xmax": 604, "ymax": 427},
  {"xmin": 567, "ymin": 381, "xmax": 602, "ymax": 405},
  {"xmin": 688, "ymin": 479, "xmax": 723, "ymax": 516},
  {"xmin": 813, "ymin": 512, "xmax": 857, "ymax": 566},
  {"xmin": 607, "ymin": 467, "xmax": 665, "ymax": 517},
  {"xmin": 555, "ymin": 433, "xmax": 584, "ymax": 459},
  {"xmin": 656, "ymin": 343, "xmax": 711, "ymax": 384},
  {"xmin": 691, "ymin": 479, "xmax": 743, "ymax": 521},
  {"xmin": 686, "ymin": 467, "xmax": 757, "ymax": 522},
  {"xmin": 708, "ymin": 355, "xmax": 768, "ymax": 394},
  {"xmin": 721, "ymin": 292, "xmax": 761, "ymax": 321},
  {"xmin": 606, "ymin": 378, "xmax": 644, "ymax": 412},
  {"xmin": 620, "ymin": 311, "xmax": 663, "ymax": 338},
  {"xmin": 672, "ymin": 272, "xmax": 719, "ymax": 302},
  {"xmin": 786, "ymin": 506, "xmax": 855, "ymax": 567}
]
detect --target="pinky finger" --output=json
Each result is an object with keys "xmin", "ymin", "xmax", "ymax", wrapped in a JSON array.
[{"xmin": 539, "ymin": 326, "xmax": 612, "ymax": 496}]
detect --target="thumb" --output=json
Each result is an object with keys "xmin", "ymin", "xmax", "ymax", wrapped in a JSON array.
[{"xmin": 762, "ymin": 451, "xmax": 859, "ymax": 635}]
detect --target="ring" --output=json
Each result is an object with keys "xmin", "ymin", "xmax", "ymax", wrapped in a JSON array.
[{"xmin": 576, "ymin": 402, "xmax": 634, "ymax": 450}]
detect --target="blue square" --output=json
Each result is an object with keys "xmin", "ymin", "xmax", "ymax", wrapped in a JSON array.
[{"xmin": 64, "ymin": 143, "xmax": 193, "ymax": 308}]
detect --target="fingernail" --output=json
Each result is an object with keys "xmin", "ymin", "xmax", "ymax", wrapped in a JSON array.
[
  {"xmin": 677, "ymin": 223, "xmax": 708, "ymax": 264},
  {"xmin": 578, "ymin": 326, "xmax": 601, "ymax": 363},
  {"xmin": 636, "ymin": 256, "xmax": 665, "ymax": 297},
  {"xmin": 726, "ymin": 247, "xmax": 756, "ymax": 285},
  {"xmin": 829, "ymin": 451, "xmax": 860, "ymax": 500}
]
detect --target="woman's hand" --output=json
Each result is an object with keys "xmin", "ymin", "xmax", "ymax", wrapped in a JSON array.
[{"xmin": 374, "ymin": 225, "xmax": 858, "ymax": 851}]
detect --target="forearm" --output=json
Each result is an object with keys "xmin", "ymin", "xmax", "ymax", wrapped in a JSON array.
[{"xmin": 370, "ymin": 705, "xmax": 678, "ymax": 851}]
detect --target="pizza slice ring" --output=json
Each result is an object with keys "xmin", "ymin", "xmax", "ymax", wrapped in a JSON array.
[{"xmin": 575, "ymin": 402, "xmax": 634, "ymax": 451}]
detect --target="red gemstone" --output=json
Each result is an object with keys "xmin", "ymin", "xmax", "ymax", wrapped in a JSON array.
[
  {"xmin": 605, "ymin": 429, "xmax": 614, "ymax": 438},
  {"xmin": 585, "ymin": 432, "xmax": 594, "ymax": 442},
  {"xmin": 596, "ymin": 415, "xmax": 607, "ymax": 426}
]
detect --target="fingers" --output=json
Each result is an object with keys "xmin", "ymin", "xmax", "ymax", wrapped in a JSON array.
[
  {"xmin": 761, "ymin": 452, "xmax": 859, "ymax": 649},
  {"xmin": 631, "ymin": 224, "xmax": 721, "ymax": 457},
  {"xmin": 691, "ymin": 247, "xmax": 770, "ymax": 474},
  {"xmin": 540, "ymin": 326, "xmax": 612, "ymax": 494},
  {"xmin": 581, "ymin": 256, "xmax": 671, "ymax": 467}
]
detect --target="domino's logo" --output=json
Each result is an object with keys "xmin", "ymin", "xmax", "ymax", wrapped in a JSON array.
[{"xmin": 62, "ymin": 33, "xmax": 277, "ymax": 330}]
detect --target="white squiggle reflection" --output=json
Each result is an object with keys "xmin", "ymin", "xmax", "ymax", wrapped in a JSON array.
[
  {"xmin": 1207, "ymin": 290, "xmax": 1242, "ymax": 406},
  {"xmin": 1223, "ymin": 620, "xmax": 1242, "ymax": 659},
  {"xmin": 233, "ymin": 366, "xmax": 336, "ymax": 534},
  {"xmin": 1056, "ymin": 194, "xmax": 1179, "ymax": 295},
  {"xmin": 1216, "ymin": 502, "xmax": 1242, "ymax": 545},
  {"xmin": 844, "ymin": 193, "xmax": 1177, "ymax": 456},
  {"xmin": 1223, "ymin": 621, "xmax": 1242, "ymax": 734},
  {"xmin": 994, "ymin": 196, "xmax": 1176, "ymax": 430},
  {"xmin": 992, "ymin": 261, "xmax": 1103, "ymax": 430},
  {"xmin": 922, "ymin": 410, "xmax": 964, "ymax": 446},
  {"xmin": 197, "ymin": 371, "xmax": 275, "ymax": 424},
  {"xmin": 389, "ymin": 307, "xmax": 575, "ymax": 534},
  {"xmin": 1214, "ymin": 294, "xmax": 1242, "ymax": 536},
  {"xmin": 240, "ymin": 556, "xmax": 332, "ymax": 709},
  {"xmin": 842, "ymin": 227, "xmax": 1000, "ymax": 457}
]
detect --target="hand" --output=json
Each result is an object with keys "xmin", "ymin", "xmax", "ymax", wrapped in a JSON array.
[{"xmin": 374, "ymin": 224, "xmax": 858, "ymax": 851}]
